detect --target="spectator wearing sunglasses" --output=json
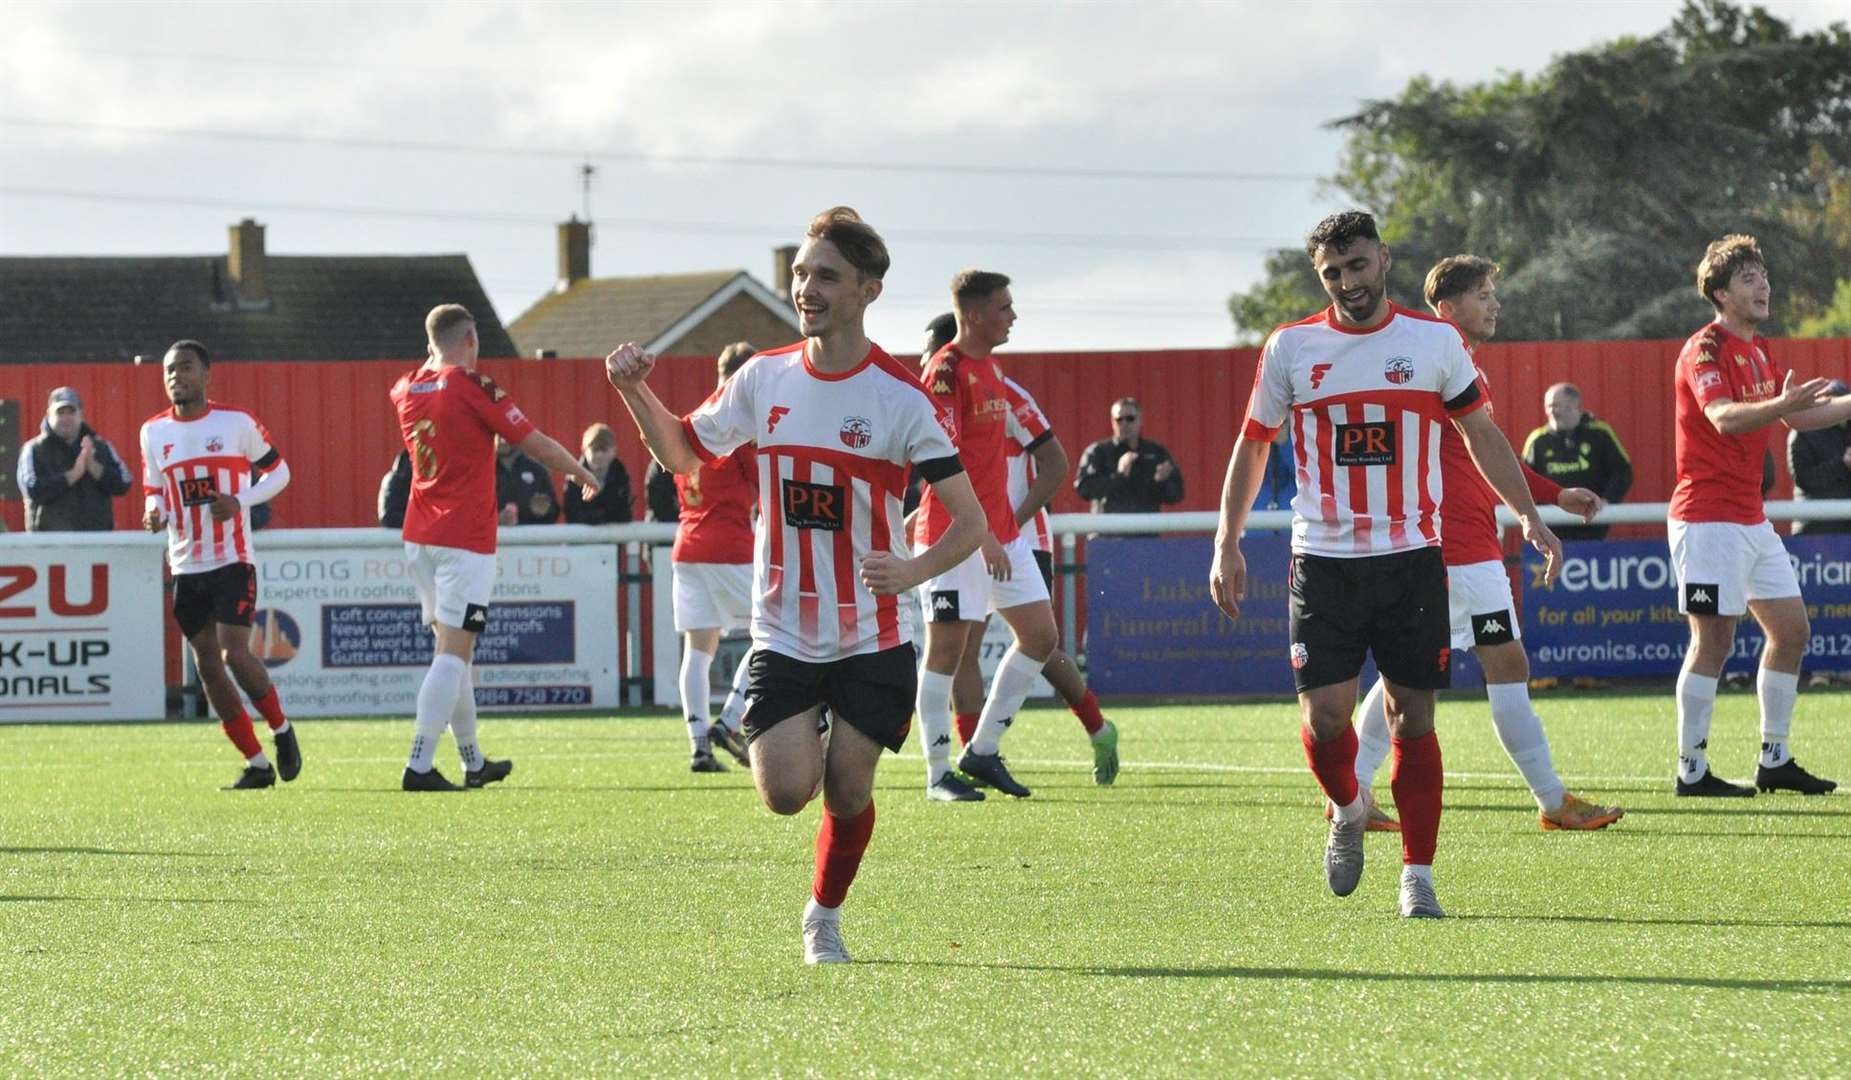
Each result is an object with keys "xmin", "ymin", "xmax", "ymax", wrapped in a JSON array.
[{"xmin": 1075, "ymin": 397, "xmax": 1183, "ymax": 514}]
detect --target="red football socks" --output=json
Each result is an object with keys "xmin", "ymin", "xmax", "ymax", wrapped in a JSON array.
[
  {"xmin": 1072, "ymin": 690, "xmax": 1106, "ymax": 736},
  {"xmin": 221, "ymin": 712, "xmax": 263, "ymax": 760},
  {"xmin": 1301, "ymin": 724, "xmax": 1360, "ymax": 809},
  {"xmin": 1391, "ymin": 731, "xmax": 1444, "ymax": 866},
  {"xmin": 812, "ymin": 801, "xmax": 876, "ymax": 909},
  {"xmin": 252, "ymin": 686, "xmax": 288, "ymax": 731},
  {"xmin": 955, "ymin": 713, "xmax": 979, "ymax": 747}
]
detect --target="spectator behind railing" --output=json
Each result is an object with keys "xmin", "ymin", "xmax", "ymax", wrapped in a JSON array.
[
  {"xmin": 1787, "ymin": 379, "xmax": 1851, "ymax": 534},
  {"xmin": 1521, "ymin": 382, "xmax": 1633, "ymax": 540},
  {"xmin": 564, "ymin": 423, "xmax": 633, "ymax": 524},
  {"xmin": 17, "ymin": 386, "xmax": 134, "ymax": 532},
  {"xmin": 1075, "ymin": 396, "xmax": 1183, "ymax": 513},
  {"xmin": 495, "ymin": 435, "xmax": 559, "ymax": 525},
  {"xmin": 378, "ymin": 449, "xmax": 412, "ymax": 529}
]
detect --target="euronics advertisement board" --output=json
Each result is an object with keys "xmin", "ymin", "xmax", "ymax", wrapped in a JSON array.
[
  {"xmin": 255, "ymin": 539, "xmax": 618, "ymax": 715},
  {"xmin": 1521, "ymin": 535, "xmax": 1851, "ymax": 679},
  {"xmin": 0, "ymin": 535, "xmax": 166, "ymax": 722}
]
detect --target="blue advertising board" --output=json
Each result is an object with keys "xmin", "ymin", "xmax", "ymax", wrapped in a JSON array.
[{"xmin": 1520, "ymin": 535, "xmax": 1851, "ymax": 678}]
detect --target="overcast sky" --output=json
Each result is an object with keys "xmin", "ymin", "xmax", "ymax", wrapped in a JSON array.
[{"xmin": 2, "ymin": 0, "xmax": 1842, "ymax": 354}]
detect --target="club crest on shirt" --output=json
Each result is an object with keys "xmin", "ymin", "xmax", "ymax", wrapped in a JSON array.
[
  {"xmin": 206, "ymin": 437, "xmax": 224, "ymax": 452},
  {"xmin": 1383, "ymin": 356, "xmax": 1415, "ymax": 385},
  {"xmin": 839, "ymin": 416, "xmax": 873, "ymax": 450}
]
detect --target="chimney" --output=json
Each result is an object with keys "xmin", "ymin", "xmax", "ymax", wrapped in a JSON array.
[
  {"xmin": 227, "ymin": 218, "xmax": 269, "ymax": 306},
  {"xmin": 773, "ymin": 244, "xmax": 798, "ymax": 304},
  {"xmin": 558, "ymin": 217, "xmax": 591, "ymax": 292}
]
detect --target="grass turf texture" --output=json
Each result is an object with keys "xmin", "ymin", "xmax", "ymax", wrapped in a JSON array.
[{"xmin": 1, "ymin": 691, "xmax": 1847, "ymax": 1076}]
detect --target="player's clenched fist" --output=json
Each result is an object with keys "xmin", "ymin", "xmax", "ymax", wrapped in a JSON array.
[
  {"xmin": 142, "ymin": 506, "xmax": 166, "ymax": 533},
  {"xmin": 604, "ymin": 343, "xmax": 657, "ymax": 389},
  {"xmin": 859, "ymin": 552, "xmax": 916, "ymax": 597}
]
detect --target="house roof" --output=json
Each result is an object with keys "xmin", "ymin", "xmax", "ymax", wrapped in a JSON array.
[
  {"xmin": 509, "ymin": 270, "xmax": 799, "ymax": 358},
  {"xmin": 0, "ymin": 254, "xmax": 515, "ymax": 363}
]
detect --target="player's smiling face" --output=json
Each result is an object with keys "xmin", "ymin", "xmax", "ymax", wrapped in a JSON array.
[
  {"xmin": 1718, "ymin": 263, "xmax": 1771, "ymax": 327},
  {"xmin": 161, "ymin": 348, "xmax": 209, "ymax": 408},
  {"xmin": 1314, "ymin": 239, "xmax": 1391, "ymax": 327},
  {"xmin": 791, "ymin": 238, "xmax": 877, "ymax": 339},
  {"xmin": 1444, "ymin": 278, "xmax": 1500, "ymax": 344}
]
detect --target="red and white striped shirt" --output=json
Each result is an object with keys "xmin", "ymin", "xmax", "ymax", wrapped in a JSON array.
[
  {"xmin": 1242, "ymin": 304, "xmax": 1483, "ymax": 558},
  {"xmin": 140, "ymin": 402, "xmax": 282, "ymax": 574},
  {"xmin": 682, "ymin": 340, "xmax": 962, "ymax": 662},
  {"xmin": 1003, "ymin": 375, "xmax": 1054, "ymax": 553}
]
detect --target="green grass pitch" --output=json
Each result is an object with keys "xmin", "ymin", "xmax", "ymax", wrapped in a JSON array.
[{"xmin": 2, "ymin": 690, "xmax": 1847, "ymax": 1075}]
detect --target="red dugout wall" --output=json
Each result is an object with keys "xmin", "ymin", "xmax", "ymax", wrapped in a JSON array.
[{"xmin": 5, "ymin": 337, "xmax": 1851, "ymax": 532}]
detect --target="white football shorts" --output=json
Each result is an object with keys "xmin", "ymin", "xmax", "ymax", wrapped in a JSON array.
[
  {"xmin": 917, "ymin": 533, "xmax": 1049, "ymax": 623},
  {"xmin": 1445, "ymin": 558, "xmax": 1521, "ymax": 651},
  {"xmin": 405, "ymin": 542, "xmax": 497, "ymax": 632},
  {"xmin": 1667, "ymin": 518, "xmax": 1799, "ymax": 617},
  {"xmin": 672, "ymin": 561, "xmax": 753, "ymax": 633}
]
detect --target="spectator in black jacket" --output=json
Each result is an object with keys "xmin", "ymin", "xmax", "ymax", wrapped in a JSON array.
[
  {"xmin": 1521, "ymin": 382, "xmax": 1633, "ymax": 540},
  {"xmin": 1788, "ymin": 380, "xmax": 1851, "ymax": 535},
  {"xmin": 564, "ymin": 423, "xmax": 633, "ymax": 524},
  {"xmin": 1074, "ymin": 397, "xmax": 1183, "ymax": 513},
  {"xmin": 643, "ymin": 460, "xmax": 680, "ymax": 523},
  {"xmin": 17, "ymin": 387, "xmax": 133, "ymax": 531},
  {"xmin": 495, "ymin": 436, "xmax": 559, "ymax": 524},
  {"xmin": 378, "ymin": 449, "xmax": 412, "ymax": 529}
]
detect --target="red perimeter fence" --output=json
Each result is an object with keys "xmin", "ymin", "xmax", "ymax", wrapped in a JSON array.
[{"xmin": 6, "ymin": 337, "xmax": 1851, "ymax": 532}]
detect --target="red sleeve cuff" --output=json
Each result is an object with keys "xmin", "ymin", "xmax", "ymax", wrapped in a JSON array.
[
  {"xmin": 1523, "ymin": 463, "xmax": 1562, "ymax": 504},
  {"xmin": 1242, "ymin": 418, "xmax": 1279, "ymax": 443},
  {"xmin": 681, "ymin": 416, "xmax": 717, "ymax": 464}
]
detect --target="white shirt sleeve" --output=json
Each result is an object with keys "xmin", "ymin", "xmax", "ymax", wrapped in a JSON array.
[
  {"xmin": 684, "ymin": 361, "xmax": 758, "ymax": 461},
  {"xmin": 139, "ymin": 423, "xmax": 166, "ymax": 514},
  {"xmin": 1244, "ymin": 330, "xmax": 1295, "ymax": 435},
  {"xmin": 1436, "ymin": 331, "xmax": 1482, "ymax": 410}
]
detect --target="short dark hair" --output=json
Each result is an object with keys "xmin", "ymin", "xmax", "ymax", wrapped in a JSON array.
[
  {"xmin": 924, "ymin": 312, "xmax": 957, "ymax": 358},
  {"xmin": 806, "ymin": 206, "xmax": 891, "ymax": 281},
  {"xmin": 1424, "ymin": 255, "xmax": 1501, "ymax": 308},
  {"xmin": 716, "ymin": 341, "xmax": 757, "ymax": 380},
  {"xmin": 167, "ymin": 339, "xmax": 209, "ymax": 366},
  {"xmin": 951, "ymin": 269, "xmax": 1011, "ymax": 308},
  {"xmin": 425, "ymin": 303, "xmax": 476, "ymax": 347},
  {"xmin": 1697, "ymin": 234, "xmax": 1765, "ymax": 311},
  {"xmin": 1305, "ymin": 210, "xmax": 1381, "ymax": 258}
]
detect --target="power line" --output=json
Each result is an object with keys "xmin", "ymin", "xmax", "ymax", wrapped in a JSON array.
[
  {"xmin": 0, "ymin": 116, "xmax": 1323, "ymax": 185},
  {"xmin": 0, "ymin": 184, "xmax": 1297, "ymax": 254}
]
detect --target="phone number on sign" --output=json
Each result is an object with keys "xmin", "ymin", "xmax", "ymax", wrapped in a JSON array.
[{"xmin": 474, "ymin": 685, "xmax": 592, "ymax": 707}]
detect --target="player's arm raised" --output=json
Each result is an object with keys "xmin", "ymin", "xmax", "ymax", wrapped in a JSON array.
[
  {"xmin": 606, "ymin": 342, "xmax": 701, "ymax": 475},
  {"xmin": 862, "ymin": 470, "xmax": 985, "ymax": 596},
  {"xmin": 1705, "ymin": 371, "xmax": 1835, "ymax": 434},
  {"xmin": 1454, "ymin": 407, "xmax": 1562, "ymax": 584},
  {"xmin": 1209, "ymin": 435, "xmax": 1271, "ymax": 621},
  {"xmin": 1771, "ymin": 377, "xmax": 1851, "ymax": 433}
]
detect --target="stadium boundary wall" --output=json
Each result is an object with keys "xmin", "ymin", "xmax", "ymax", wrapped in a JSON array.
[{"xmin": 7, "ymin": 338, "xmax": 1849, "ymax": 533}]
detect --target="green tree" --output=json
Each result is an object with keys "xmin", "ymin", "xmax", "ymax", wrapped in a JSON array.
[{"xmin": 1229, "ymin": 0, "xmax": 1851, "ymax": 342}]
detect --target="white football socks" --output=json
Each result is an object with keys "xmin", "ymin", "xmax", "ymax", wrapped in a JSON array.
[
  {"xmin": 1353, "ymin": 678, "xmax": 1393, "ymax": 786},
  {"xmin": 1486, "ymin": 681, "xmax": 1564, "ymax": 811},
  {"xmin": 450, "ymin": 670, "xmax": 483, "ymax": 772},
  {"xmin": 916, "ymin": 668, "xmax": 956, "ymax": 783},
  {"xmin": 1677, "ymin": 668, "xmax": 1719, "ymax": 783},
  {"xmin": 410, "ymin": 652, "xmax": 466, "ymax": 772},
  {"xmin": 1757, "ymin": 667, "xmax": 1798, "ymax": 768},
  {"xmin": 681, "ymin": 646, "xmax": 715, "ymax": 751},
  {"xmin": 970, "ymin": 646, "xmax": 1047, "ymax": 756},
  {"xmin": 1332, "ymin": 791, "xmax": 1367, "ymax": 826},
  {"xmin": 717, "ymin": 651, "xmax": 752, "ymax": 734}
]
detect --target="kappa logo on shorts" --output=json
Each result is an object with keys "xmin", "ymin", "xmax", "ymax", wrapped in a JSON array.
[
  {"xmin": 1384, "ymin": 356, "xmax": 1415, "ymax": 385},
  {"xmin": 1684, "ymin": 583, "xmax": 1720, "ymax": 615},
  {"xmin": 463, "ymin": 603, "xmax": 489, "ymax": 633},
  {"xmin": 1334, "ymin": 421, "xmax": 1397, "ymax": 466},
  {"xmin": 1471, "ymin": 610, "xmax": 1515, "ymax": 646},
  {"xmin": 930, "ymin": 590, "xmax": 960, "ymax": 622},
  {"xmin": 1289, "ymin": 642, "xmax": 1309, "ymax": 669},
  {"xmin": 782, "ymin": 478, "xmax": 845, "ymax": 531}
]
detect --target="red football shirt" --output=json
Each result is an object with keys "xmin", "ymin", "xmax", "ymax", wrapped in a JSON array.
[
  {"xmin": 913, "ymin": 344, "xmax": 1020, "ymax": 547},
  {"xmin": 1437, "ymin": 358, "xmax": 1561, "ymax": 566},
  {"xmin": 672, "ymin": 443, "xmax": 758, "ymax": 565},
  {"xmin": 390, "ymin": 362, "xmax": 537, "ymax": 554},
  {"xmin": 1671, "ymin": 322, "xmax": 1780, "ymax": 525}
]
